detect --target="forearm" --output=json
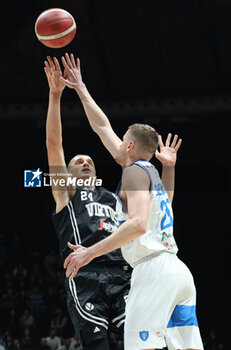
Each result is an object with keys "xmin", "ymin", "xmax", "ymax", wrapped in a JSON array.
[
  {"xmin": 74, "ymin": 83, "xmax": 111, "ymax": 132},
  {"xmin": 46, "ymin": 92, "xmax": 63, "ymax": 146},
  {"xmin": 88, "ymin": 218, "xmax": 145, "ymax": 260},
  {"xmin": 161, "ymin": 166, "xmax": 175, "ymax": 204}
]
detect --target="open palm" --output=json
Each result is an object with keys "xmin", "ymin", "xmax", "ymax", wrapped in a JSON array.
[
  {"xmin": 155, "ymin": 133, "xmax": 182, "ymax": 166},
  {"xmin": 44, "ymin": 56, "xmax": 66, "ymax": 94},
  {"xmin": 60, "ymin": 53, "xmax": 83, "ymax": 89}
]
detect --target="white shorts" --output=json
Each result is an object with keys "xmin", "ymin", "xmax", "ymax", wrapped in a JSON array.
[{"xmin": 124, "ymin": 252, "xmax": 204, "ymax": 350}]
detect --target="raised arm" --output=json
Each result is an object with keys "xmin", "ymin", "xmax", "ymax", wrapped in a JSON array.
[
  {"xmin": 60, "ymin": 53, "xmax": 122, "ymax": 159},
  {"xmin": 44, "ymin": 56, "xmax": 70, "ymax": 212},
  {"xmin": 155, "ymin": 133, "xmax": 182, "ymax": 204}
]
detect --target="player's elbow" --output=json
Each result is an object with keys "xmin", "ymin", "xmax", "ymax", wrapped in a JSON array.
[{"xmin": 133, "ymin": 217, "xmax": 147, "ymax": 236}]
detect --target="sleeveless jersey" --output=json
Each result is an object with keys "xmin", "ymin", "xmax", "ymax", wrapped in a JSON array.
[
  {"xmin": 116, "ymin": 160, "xmax": 178, "ymax": 267},
  {"xmin": 52, "ymin": 186, "xmax": 127, "ymax": 266}
]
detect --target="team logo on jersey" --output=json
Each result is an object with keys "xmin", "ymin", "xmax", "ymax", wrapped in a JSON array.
[
  {"xmin": 139, "ymin": 330, "xmax": 149, "ymax": 341},
  {"xmin": 24, "ymin": 169, "xmax": 42, "ymax": 188},
  {"xmin": 85, "ymin": 302, "xmax": 94, "ymax": 311},
  {"xmin": 97, "ymin": 218, "xmax": 118, "ymax": 233}
]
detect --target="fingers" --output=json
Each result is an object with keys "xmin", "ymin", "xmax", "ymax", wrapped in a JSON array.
[
  {"xmin": 61, "ymin": 55, "xmax": 71, "ymax": 72},
  {"xmin": 71, "ymin": 267, "xmax": 79, "ymax": 278},
  {"xmin": 64, "ymin": 253, "xmax": 72, "ymax": 269},
  {"xmin": 70, "ymin": 53, "xmax": 76, "ymax": 68},
  {"xmin": 67, "ymin": 266, "xmax": 79, "ymax": 278},
  {"xmin": 45, "ymin": 53, "xmax": 79, "ymax": 73},
  {"xmin": 65, "ymin": 256, "xmax": 80, "ymax": 278},
  {"xmin": 53, "ymin": 57, "xmax": 61, "ymax": 72},
  {"xmin": 155, "ymin": 149, "xmax": 160, "ymax": 160},
  {"xmin": 47, "ymin": 56, "xmax": 55, "ymax": 70},
  {"xmin": 170, "ymin": 134, "xmax": 177, "ymax": 148},
  {"xmin": 44, "ymin": 56, "xmax": 59, "ymax": 77},
  {"xmin": 76, "ymin": 57, "xmax": 80, "ymax": 70},
  {"xmin": 158, "ymin": 134, "xmax": 164, "ymax": 149},
  {"xmin": 170, "ymin": 134, "xmax": 182, "ymax": 151},
  {"xmin": 164, "ymin": 133, "xmax": 182, "ymax": 150},
  {"xmin": 66, "ymin": 261, "xmax": 78, "ymax": 277},
  {"xmin": 175, "ymin": 138, "xmax": 182, "ymax": 151},
  {"xmin": 45, "ymin": 56, "xmax": 62, "ymax": 73},
  {"xmin": 65, "ymin": 52, "xmax": 73, "ymax": 69},
  {"xmin": 44, "ymin": 60, "xmax": 51, "ymax": 74},
  {"xmin": 44, "ymin": 60, "xmax": 54, "ymax": 85},
  {"xmin": 64, "ymin": 243, "xmax": 81, "ymax": 269},
  {"xmin": 165, "ymin": 133, "xmax": 172, "ymax": 147},
  {"xmin": 68, "ymin": 242, "xmax": 80, "ymax": 250},
  {"xmin": 155, "ymin": 149, "xmax": 160, "ymax": 156}
]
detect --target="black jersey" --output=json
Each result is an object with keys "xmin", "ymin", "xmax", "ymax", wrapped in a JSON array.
[{"xmin": 52, "ymin": 186, "xmax": 126, "ymax": 266}]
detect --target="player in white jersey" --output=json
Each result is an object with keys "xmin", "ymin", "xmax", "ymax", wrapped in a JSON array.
[
  {"xmin": 116, "ymin": 159, "xmax": 178, "ymax": 268},
  {"xmin": 60, "ymin": 53, "xmax": 204, "ymax": 350}
]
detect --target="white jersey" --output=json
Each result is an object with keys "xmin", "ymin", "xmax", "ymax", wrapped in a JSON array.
[{"xmin": 116, "ymin": 160, "xmax": 178, "ymax": 267}]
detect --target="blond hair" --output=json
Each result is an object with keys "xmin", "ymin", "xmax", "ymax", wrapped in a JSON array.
[{"xmin": 128, "ymin": 123, "xmax": 158, "ymax": 159}]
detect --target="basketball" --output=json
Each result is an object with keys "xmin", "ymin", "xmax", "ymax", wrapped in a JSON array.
[{"xmin": 35, "ymin": 8, "xmax": 76, "ymax": 48}]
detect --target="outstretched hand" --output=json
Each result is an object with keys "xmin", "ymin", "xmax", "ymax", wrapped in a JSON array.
[
  {"xmin": 44, "ymin": 56, "xmax": 66, "ymax": 94},
  {"xmin": 60, "ymin": 53, "xmax": 84, "ymax": 90},
  {"xmin": 155, "ymin": 133, "xmax": 182, "ymax": 167},
  {"xmin": 64, "ymin": 242, "xmax": 93, "ymax": 278}
]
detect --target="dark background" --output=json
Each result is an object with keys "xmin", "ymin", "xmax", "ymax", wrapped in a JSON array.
[{"xmin": 0, "ymin": 0, "xmax": 230, "ymax": 347}]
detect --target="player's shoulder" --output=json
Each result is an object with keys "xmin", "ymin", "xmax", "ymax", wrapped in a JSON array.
[
  {"xmin": 97, "ymin": 186, "xmax": 116, "ymax": 198},
  {"xmin": 133, "ymin": 159, "xmax": 152, "ymax": 167},
  {"xmin": 122, "ymin": 162, "xmax": 151, "ymax": 190}
]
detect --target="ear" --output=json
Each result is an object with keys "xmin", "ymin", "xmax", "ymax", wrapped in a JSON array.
[{"xmin": 127, "ymin": 140, "xmax": 135, "ymax": 152}]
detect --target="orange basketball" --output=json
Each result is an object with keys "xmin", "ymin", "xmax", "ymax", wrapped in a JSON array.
[{"xmin": 35, "ymin": 8, "xmax": 76, "ymax": 48}]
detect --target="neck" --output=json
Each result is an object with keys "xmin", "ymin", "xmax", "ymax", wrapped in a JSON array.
[{"xmin": 125, "ymin": 154, "xmax": 142, "ymax": 166}]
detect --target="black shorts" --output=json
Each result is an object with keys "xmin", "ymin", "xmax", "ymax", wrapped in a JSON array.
[{"xmin": 65, "ymin": 264, "xmax": 131, "ymax": 346}]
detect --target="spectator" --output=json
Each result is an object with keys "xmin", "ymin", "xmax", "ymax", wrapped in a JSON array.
[
  {"xmin": 12, "ymin": 265, "xmax": 27, "ymax": 283},
  {"xmin": 69, "ymin": 334, "xmax": 82, "ymax": 350},
  {"xmin": 12, "ymin": 339, "xmax": 22, "ymax": 350},
  {"xmin": 43, "ymin": 287, "xmax": 60, "ymax": 314},
  {"xmin": 18, "ymin": 310, "xmax": 36, "ymax": 334},
  {"xmin": 36, "ymin": 338, "xmax": 51, "ymax": 350},
  {"xmin": 20, "ymin": 328, "xmax": 34, "ymax": 350},
  {"xmin": 50, "ymin": 308, "xmax": 67, "ymax": 337},
  {"xmin": 29, "ymin": 288, "xmax": 43, "ymax": 311},
  {"xmin": 218, "ymin": 344, "xmax": 224, "ymax": 350},
  {"xmin": 108, "ymin": 332, "xmax": 124, "ymax": 350},
  {"xmin": 4, "ymin": 334, "xmax": 13, "ymax": 350},
  {"xmin": 2, "ymin": 288, "xmax": 16, "ymax": 310},
  {"xmin": 44, "ymin": 251, "xmax": 57, "ymax": 272},
  {"xmin": 61, "ymin": 338, "xmax": 71, "ymax": 350},
  {"xmin": 29, "ymin": 264, "xmax": 43, "ymax": 281},
  {"xmin": 116, "ymin": 339, "xmax": 124, "ymax": 349},
  {"xmin": 0, "ymin": 340, "xmax": 6, "ymax": 350},
  {"xmin": 46, "ymin": 329, "xmax": 61, "ymax": 350},
  {"xmin": 108, "ymin": 332, "xmax": 119, "ymax": 350},
  {"xmin": 6, "ymin": 309, "xmax": 19, "ymax": 337},
  {"xmin": 16, "ymin": 290, "xmax": 29, "ymax": 315},
  {"xmin": 2, "ymin": 271, "xmax": 13, "ymax": 293}
]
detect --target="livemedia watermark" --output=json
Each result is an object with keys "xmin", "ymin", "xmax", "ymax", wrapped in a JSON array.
[{"xmin": 24, "ymin": 168, "xmax": 102, "ymax": 189}]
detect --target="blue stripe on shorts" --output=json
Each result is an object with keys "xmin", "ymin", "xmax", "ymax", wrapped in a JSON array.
[{"xmin": 167, "ymin": 305, "xmax": 199, "ymax": 328}]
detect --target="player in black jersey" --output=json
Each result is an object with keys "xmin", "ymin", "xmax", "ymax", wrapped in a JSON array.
[
  {"xmin": 44, "ymin": 57, "xmax": 131, "ymax": 350},
  {"xmin": 44, "ymin": 55, "xmax": 180, "ymax": 350}
]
